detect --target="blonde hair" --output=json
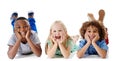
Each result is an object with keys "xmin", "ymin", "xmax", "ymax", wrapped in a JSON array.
[{"xmin": 45, "ymin": 20, "xmax": 70, "ymax": 54}]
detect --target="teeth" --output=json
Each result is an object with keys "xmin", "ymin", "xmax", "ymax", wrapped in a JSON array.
[
  {"xmin": 55, "ymin": 36, "xmax": 61, "ymax": 39},
  {"xmin": 21, "ymin": 32, "xmax": 25, "ymax": 35},
  {"xmin": 20, "ymin": 32, "xmax": 25, "ymax": 37}
]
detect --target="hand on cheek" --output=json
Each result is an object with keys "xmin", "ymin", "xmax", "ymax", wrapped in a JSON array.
[
  {"xmin": 14, "ymin": 28, "xmax": 22, "ymax": 40},
  {"xmin": 92, "ymin": 33, "xmax": 100, "ymax": 43},
  {"xmin": 85, "ymin": 33, "xmax": 91, "ymax": 44},
  {"xmin": 25, "ymin": 27, "xmax": 31, "ymax": 39},
  {"xmin": 51, "ymin": 35, "xmax": 57, "ymax": 44}
]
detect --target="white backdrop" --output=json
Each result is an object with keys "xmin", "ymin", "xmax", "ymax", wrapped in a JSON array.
[{"xmin": 0, "ymin": 0, "xmax": 119, "ymax": 61}]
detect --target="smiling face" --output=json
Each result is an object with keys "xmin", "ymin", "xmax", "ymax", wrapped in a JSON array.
[
  {"xmin": 51, "ymin": 23, "xmax": 67, "ymax": 40},
  {"xmin": 85, "ymin": 26, "xmax": 99, "ymax": 40},
  {"xmin": 14, "ymin": 20, "xmax": 30, "ymax": 37}
]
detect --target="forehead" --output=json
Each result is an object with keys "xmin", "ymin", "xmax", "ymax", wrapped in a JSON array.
[
  {"xmin": 15, "ymin": 20, "xmax": 29, "ymax": 26},
  {"xmin": 87, "ymin": 26, "xmax": 98, "ymax": 30},
  {"xmin": 52, "ymin": 23, "xmax": 64, "ymax": 30}
]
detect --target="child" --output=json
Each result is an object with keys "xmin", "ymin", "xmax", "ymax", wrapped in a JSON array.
[
  {"xmin": 45, "ymin": 21, "xmax": 78, "ymax": 58},
  {"xmin": 10, "ymin": 12, "xmax": 38, "ymax": 33},
  {"xmin": 77, "ymin": 20, "xmax": 108, "ymax": 58},
  {"xmin": 87, "ymin": 9, "xmax": 109, "ymax": 45},
  {"xmin": 7, "ymin": 17, "xmax": 42, "ymax": 59}
]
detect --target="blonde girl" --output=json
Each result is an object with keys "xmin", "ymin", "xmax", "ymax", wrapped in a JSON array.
[{"xmin": 45, "ymin": 21, "xmax": 77, "ymax": 58}]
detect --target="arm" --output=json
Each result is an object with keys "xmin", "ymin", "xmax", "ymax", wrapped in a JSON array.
[
  {"xmin": 25, "ymin": 30, "xmax": 42, "ymax": 57},
  {"xmin": 7, "ymin": 40, "xmax": 21, "ymax": 59},
  {"xmin": 47, "ymin": 42, "xmax": 58, "ymax": 58},
  {"xmin": 77, "ymin": 41, "xmax": 91, "ymax": 58},
  {"xmin": 26, "ymin": 38, "xmax": 42, "ymax": 57},
  {"xmin": 7, "ymin": 31, "xmax": 22, "ymax": 59},
  {"xmin": 92, "ymin": 33, "xmax": 107, "ymax": 58},
  {"xmin": 77, "ymin": 33, "xmax": 91, "ymax": 58},
  {"xmin": 58, "ymin": 43, "xmax": 70, "ymax": 58},
  {"xmin": 92, "ymin": 42, "xmax": 107, "ymax": 58}
]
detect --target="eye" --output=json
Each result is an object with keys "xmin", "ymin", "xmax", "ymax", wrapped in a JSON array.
[
  {"xmin": 88, "ymin": 30, "xmax": 91, "ymax": 33},
  {"xmin": 16, "ymin": 26, "xmax": 20, "ymax": 29},
  {"xmin": 93, "ymin": 30, "xmax": 97, "ymax": 33},
  {"xmin": 23, "ymin": 26, "xmax": 28, "ymax": 28},
  {"xmin": 58, "ymin": 30, "xmax": 62, "ymax": 32},
  {"xmin": 53, "ymin": 30, "xmax": 56, "ymax": 32}
]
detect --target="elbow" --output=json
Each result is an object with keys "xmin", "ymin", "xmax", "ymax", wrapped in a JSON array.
[
  {"xmin": 77, "ymin": 52, "xmax": 83, "ymax": 58},
  {"xmin": 77, "ymin": 54, "xmax": 83, "ymax": 58},
  {"xmin": 7, "ymin": 53, "xmax": 15, "ymax": 59},
  {"xmin": 101, "ymin": 56, "xmax": 106, "ymax": 59},
  {"xmin": 100, "ymin": 55, "xmax": 106, "ymax": 59},
  {"xmin": 36, "ymin": 49, "xmax": 42, "ymax": 57},
  {"xmin": 100, "ymin": 51, "xmax": 107, "ymax": 59},
  {"xmin": 47, "ymin": 54, "xmax": 54, "ymax": 58},
  {"xmin": 46, "ymin": 52, "xmax": 55, "ymax": 58},
  {"xmin": 64, "ymin": 54, "xmax": 70, "ymax": 58}
]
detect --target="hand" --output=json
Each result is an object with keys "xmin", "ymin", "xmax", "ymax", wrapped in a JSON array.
[
  {"xmin": 14, "ymin": 29, "xmax": 22, "ymax": 40},
  {"xmin": 57, "ymin": 35, "xmax": 65, "ymax": 44},
  {"xmin": 92, "ymin": 33, "xmax": 100, "ymax": 43},
  {"xmin": 25, "ymin": 27, "xmax": 31, "ymax": 39},
  {"xmin": 51, "ymin": 35, "xmax": 57, "ymax": 44},
  {"xmin": 85, "ymin": 33, "xmax": 91, "ymax": 44}
]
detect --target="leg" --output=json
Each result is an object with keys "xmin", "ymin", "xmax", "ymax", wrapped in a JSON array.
[
  {"xmin": 98, "ymin": 9, "xmax": 105, "ymax": 23},
  {"xmin": 87, "ymin": 13, "xmax": 96, "ymax": 21}
]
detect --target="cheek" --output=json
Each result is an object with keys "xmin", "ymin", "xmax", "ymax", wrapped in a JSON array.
[{"xmin": 15, "ymin": 28, "xmax": 20, "ymax": 32}]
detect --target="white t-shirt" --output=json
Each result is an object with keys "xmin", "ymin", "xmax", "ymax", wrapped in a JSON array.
[{"xmin": 8, "ymin": 31, "xmax": 40, "ymax": 54}]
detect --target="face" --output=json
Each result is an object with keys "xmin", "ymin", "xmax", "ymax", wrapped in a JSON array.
[
  {"xmin": 51, "ymin": 23, "xmax": 66, "ymax": 40},
  {"xmin": 14, "ymin": 20, "xmax": 29, "ymax": 36},
  {"xmin": 85, "ymin": 26, "xmax": 99, "ymax": 40}
]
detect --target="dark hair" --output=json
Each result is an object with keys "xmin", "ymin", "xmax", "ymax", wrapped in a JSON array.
[
  {"xmin": 80, "ymin": 20, "xmax": 105, "ymax": 41},
  {"xmin": 12, "ymin": 12, "xmax": 18, "ymax": 17},
  {"xmin": 16, "ymin": 17, "xmax": 28, "ymax": 21},
  {"xmin": 14, "ymin": 17, "xmax": 29, "ymax": 26}
]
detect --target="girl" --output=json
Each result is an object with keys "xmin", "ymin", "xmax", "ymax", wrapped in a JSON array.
[
  {"xmin": 7, "ymin": 17, "xmax": 42, "ymax": 59},
  {"xmin": 77, "ymin": 20, "xmax": 108, "ymax": 58},
  {"xmin": 45, "ymin": 21, "xmax": 78, "ymax": 58}
]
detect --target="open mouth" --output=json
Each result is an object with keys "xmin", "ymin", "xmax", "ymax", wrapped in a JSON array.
[
  {"xmin": 89, "ymin": 35, "xmax": 95, "ymax": 40},
  {"xmin": 20, "ymin": 32, "xmax": 26, "ymax": 38},
  {"xmin": 55, "ymin": 36, "xmax": 61, "ymax": 39}
]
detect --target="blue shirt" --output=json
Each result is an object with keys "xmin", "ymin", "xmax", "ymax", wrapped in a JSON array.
[{"xmin": 78, "ymin": 39, "xmax": 108, "ymax": 55}]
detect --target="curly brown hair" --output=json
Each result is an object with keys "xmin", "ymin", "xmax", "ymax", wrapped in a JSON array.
[{"xmin": 80, "ymin": 20, "xmax": 105, "ymax": 41}]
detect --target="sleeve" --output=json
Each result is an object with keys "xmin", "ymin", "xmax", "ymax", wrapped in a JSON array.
[
  {"xmin": 67, "ymin": 39, "xmax": 79, "ymax": 53},
  {"xmin": 8, "ymin": 34, "xmax": 16, "ymax": 46},
  {"xmin": 99, "ymin": 40, "xmax": 108, "ymax": 51},
  {"xmin": 78, "ymin": 39, "xmax": 86, "ymax": 50},
  {"xmin": 31, "ymin": 32, "xmax": 40, "ymax": 44}
]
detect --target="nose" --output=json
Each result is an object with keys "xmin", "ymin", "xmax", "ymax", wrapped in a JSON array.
[
  {"xmin": 56, "ymin": 31, "xmax": 60, "ymax": 35},
  {"xmin": 90, "ymin": 32, "xmax": 94, "ymax": 36},
  {"xmin": 20, "ymin": 27, "xmax": 25, "ymax": 32}
]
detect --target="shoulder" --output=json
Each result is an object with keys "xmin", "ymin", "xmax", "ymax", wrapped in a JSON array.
[
  {"xmin": 10, "ymin": 33, "xmax": 16, "ymax": 39},
  {"xmin": 97, "ymin": 39, "xmax": 106, "ymax": 44},
  {"xmin": 30, "ymin": 30, "xmax": 38, "ymax": 36},
  {"xmin": 79, "ymin": 39, "xmax": 86, "ymax": 44}
]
